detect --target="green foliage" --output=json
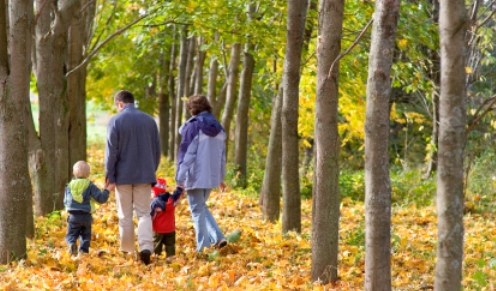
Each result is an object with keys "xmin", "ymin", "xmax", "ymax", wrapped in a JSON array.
[
  {"xmin": 339, "ymin": 170, "xmax": 366, "ymax": 201},
  {"xmin": 465, "ymin": 148, "xmax": 496, "ymax": 213},
  {"xmin": 338, "ymin": 169, "xmax": 436, "ymax": 207},
  {"xmin": 390, "ymin": 170, "xmax": 436, "ymax": 207}
]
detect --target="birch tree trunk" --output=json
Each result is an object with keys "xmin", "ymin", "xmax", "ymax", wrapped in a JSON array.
[
  {"xmin": 311, "ymin": 0, "xmax": 344, "ymax": 284},
  {"xmin": 435, "ymin": 1, "xmax": 468, "ymax": 290},
  {"xmin": 168, "ymin": 28, "xmax": 177, "ymax": 161},
  {"xmin": 0, "ymin": 0, "xmax": 31, "ymax": 263},
  {"xmin": 221, "ymin": 43, "xmax": 242, "ymax": 155},
  {"xmin": 281, "ymin": 0, "xmax": 308, "ymax": 233},
  {"xmin": 364, "ymin": 0, "xmax": 401, "ymax": 290},
  {"xmin": 234, "ymin": 17, "xmax": 255, "ymax": 189}
]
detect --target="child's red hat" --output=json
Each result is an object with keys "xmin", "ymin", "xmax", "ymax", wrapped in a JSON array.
[{"xmin": 152, "ymin": 178, "xmax": 167, "ymax": 197}]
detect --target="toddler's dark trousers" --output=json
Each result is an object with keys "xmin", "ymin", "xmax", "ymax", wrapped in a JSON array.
[
  {"xmin": 66, "ymin": 212, "xmax": 92, "ymax": 253},
  {"xmin": 153, "ymin": 231, "xmax": 176, "ymax": 257}
]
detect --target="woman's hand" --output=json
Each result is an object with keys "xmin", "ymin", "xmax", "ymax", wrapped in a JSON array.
[{"xmin": 219, "ymin": 182, "xmax": 226, "ymax": 193}]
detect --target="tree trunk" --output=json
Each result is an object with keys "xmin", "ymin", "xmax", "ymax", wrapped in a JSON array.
[
  {"xmin": 259, "ymin": 53, "xmax": 281, "ymax": 208},
  {"xmin": 221, "ymin": 43, "xmax": 242, "ymax": 155},
  {"xmin": 364, "ymin": 0, "xmax": 401, "ymax": 290},
  {"xmin": 183, "ymin": 35, "xmax": 196, "ymax": 120},
  {"xmin": 207, "ymin": 34, "xmax": 219, "ymax": 106},
  {"xmin": 159, "ymin": 49, "xmax": 170, "ymax": 158},
  {"xmin": 33, "ymin": 0, "xmax": 57, "ymax": 216},
  {"xmin": 234, "ymin": 5, "xmax": 256, "ymax": 189},
  {"xmin": 68, "ymin": 9, "xmax": 86, "ymax": 170},
  {"xmin": 435, "ymin": 1, "xmax": 468, "ymax": 290},
  {"xmin": 281, "ymin": 0, "xmax": 308, "ymax": 234},
  {"xmin": 300, "ymin": 0, "xmax": 318, "ymax": 174},
  {"xmin": 174, "ymin": 25, "xmax": 189, "ymax": 159},
  {"xmin": 0, "ymin": 0, "xmax": 31, "ymax": 263},
  {"xmin": 168, "ymin": 27, "xmax": 177, "ymax": 162},
  {"xmin": 262, "ymin": 86, "xmax": 283, "ymax": 222},
  {"xmin": 194, "ymin": 36, "xmax": 206, "ymax": 95},
  {"xmin": 52, "ymin": 0, "xmax": 81, "ymax": 210},
  {"xmin": 212, "ymin": 81, "xmax": 227, "ymax": 119},
  {"xmin": 24, "ymin": 1, "xmax": 35, "ymax": 239},
  {"xmin": 311, "ymin": 0, "xmax": 344, "ymax": 283}
]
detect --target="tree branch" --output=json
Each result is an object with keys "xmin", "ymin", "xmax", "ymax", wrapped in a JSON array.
[
  {"xmin": 327, "ymin": 18, "xmax": 373, "ymax": 79},
  {"xmin": 466, "ymin": 94, "xmax": 496, "ymax": 134},
  {"xmin": 80, "ymin": 0, "xmax": 97, "ymax": 13},
  {"xmin": 32, "ymin": 0, "xmax": 51, "ymax": 28},
  {"xmin": 66, "ymin": 14, "xmax": 147, "ymax": 77},
  {"xmin": 476, "ymin": 8, "xmax": 496, "ymax": 29}
]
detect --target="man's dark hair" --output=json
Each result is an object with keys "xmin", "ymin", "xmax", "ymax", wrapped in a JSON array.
[
  {"xmin": 114, "ymin": 90, "xmax": 135, "ymax": 104},
  {"xmin": 186, "ymin": 95, "xmax": 212, "ymax": 116}
]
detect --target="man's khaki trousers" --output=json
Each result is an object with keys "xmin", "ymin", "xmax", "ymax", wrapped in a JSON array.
[{"xmin": 115, "ymin": 184, "xmax": 153, "ymax": 253}]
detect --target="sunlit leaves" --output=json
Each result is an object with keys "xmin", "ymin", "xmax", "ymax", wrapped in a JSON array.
[{"xmin": 0, "ymin": 145, "xmax": 495, "ymax": 290}]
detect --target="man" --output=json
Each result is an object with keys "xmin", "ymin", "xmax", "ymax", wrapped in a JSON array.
[{"xmin": 105, "ymin": 90, "xmax": 160, "ymax": 265}]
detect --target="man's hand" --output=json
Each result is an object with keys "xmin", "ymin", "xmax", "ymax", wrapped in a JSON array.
[
  {"xmin": 219, "ymin": 182, "xmax": 226, "ymax": 193},
  {"xmin": 107, "ymin": 183, "xmax": 116, "ymax": 192}
]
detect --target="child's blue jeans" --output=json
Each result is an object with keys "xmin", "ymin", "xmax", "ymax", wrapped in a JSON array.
[{"xmin": 65, "ymin": 212, "xmax": 92, "ymax": 253}]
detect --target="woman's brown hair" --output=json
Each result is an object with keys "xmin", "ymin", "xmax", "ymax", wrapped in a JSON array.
[{"xmin": 186, "ymin": 95, "xmax": 212, "ymax": 116}]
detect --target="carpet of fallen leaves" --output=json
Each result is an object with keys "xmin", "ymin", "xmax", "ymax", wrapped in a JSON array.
[{"xmin": 1, "ymin": 145, "xmax": 496, "ymax": 290}]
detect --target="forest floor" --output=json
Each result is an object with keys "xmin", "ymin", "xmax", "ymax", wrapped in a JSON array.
[{"xmin": 1, "ymin": 144, "xmax": 495, "ymax": 291}]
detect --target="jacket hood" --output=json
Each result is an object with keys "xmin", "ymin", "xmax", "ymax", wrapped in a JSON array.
[
  {"xmin": 69, "ymin": 179, "xmax": 90, "ymax": 204},
  {"xmin": 196, "ymin": 112, "xmax": 224, "ymax": 137}
]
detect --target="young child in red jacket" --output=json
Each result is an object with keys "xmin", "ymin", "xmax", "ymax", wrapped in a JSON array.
[{"xmin": 150, "ymin": 178, "xmax": 184, "ymax": 262}]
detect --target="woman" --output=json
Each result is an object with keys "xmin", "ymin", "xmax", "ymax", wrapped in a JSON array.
[{"xmin": 175, "ymin": 95, "xmax": 227, "ymax": 252}]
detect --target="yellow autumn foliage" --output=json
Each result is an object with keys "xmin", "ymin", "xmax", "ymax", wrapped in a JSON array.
[{"xmin": 0, "ymin": 145, "xmax": 495, "ymax": 290}]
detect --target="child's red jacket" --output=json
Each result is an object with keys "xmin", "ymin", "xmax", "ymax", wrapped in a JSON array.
[{"xmin": 150, "ymin": 187, "xmax": 183, "ymax": 234}]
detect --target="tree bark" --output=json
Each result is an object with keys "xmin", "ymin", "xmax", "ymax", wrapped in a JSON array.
[
  {"xmin": 221, "ymin": 43, "xmax": 242, "ymax": 155},
  {"xmin": 183, "ymin": 35, "xmax": 196, "ymax": 120},
  {"xmin": 300, "ymin": 0, "xmax": 318, "ymax": 176},
  {"xmin": 32, "ymin": 0, "xmax": 57, "ymax": 216},
  {"xmin": 213, "ymin": 81, "xmax": 227, "ymax": 119},
  {"xmin": 262, "ymin": 86, "xmax": 283, "ymax": 222},
  {"xmin": 207, "ymin": 34, "xmax": 220, "ymax": 106},
  {"xmin": 24, "ymin": 0, "xmax": 35, "ymax": 239},
  {"xmin": 194, "ymin": 36, "xmax": 206, "ymax": 95},
  {"xmin": 234, "ymin": 4, "xmax": 256, "ymax": 189},
  {"xmin": 0, "ymin": 0, "xmax": 31, "ymax": 263},
  {"xmin": 364, "ymin": 0, "xmax": 401, "ymax": 290},
  {"xmin": 311, "ymin": 0, "xmax": 344, "ymax": 284},
  {"xmin": 68, "ymin": 7, "xmax": 86, "ymax": 170},
  {"xmin": 159, "ymin": 49, "xmax": 170, "ymax": 158},
  {"xmin": 174, "ymin": 25, "xmax": 188, "ymax": 159},
  {"xmin": 168, "ymin": 27, "xmax": 177, "ymax": 162},
  {"xmin": 435, "ymin": 1, "xmax": 468, "ymax": 290},
  {"xmin": 52, "ymin": 0, "xmax": 81, "ymax": 210},
  {"xmin": 281, "ymin": 0, "xmax": 308, "ymax": 233}
]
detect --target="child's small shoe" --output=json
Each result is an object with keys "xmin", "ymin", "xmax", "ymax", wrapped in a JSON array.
[
  {"xmin": 165, "ymin": 255, "xmax": 175, "ymax": 263},
  {"xmin": 69, "ymin": 244, "xmax": 78, "ymax": 256}
]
